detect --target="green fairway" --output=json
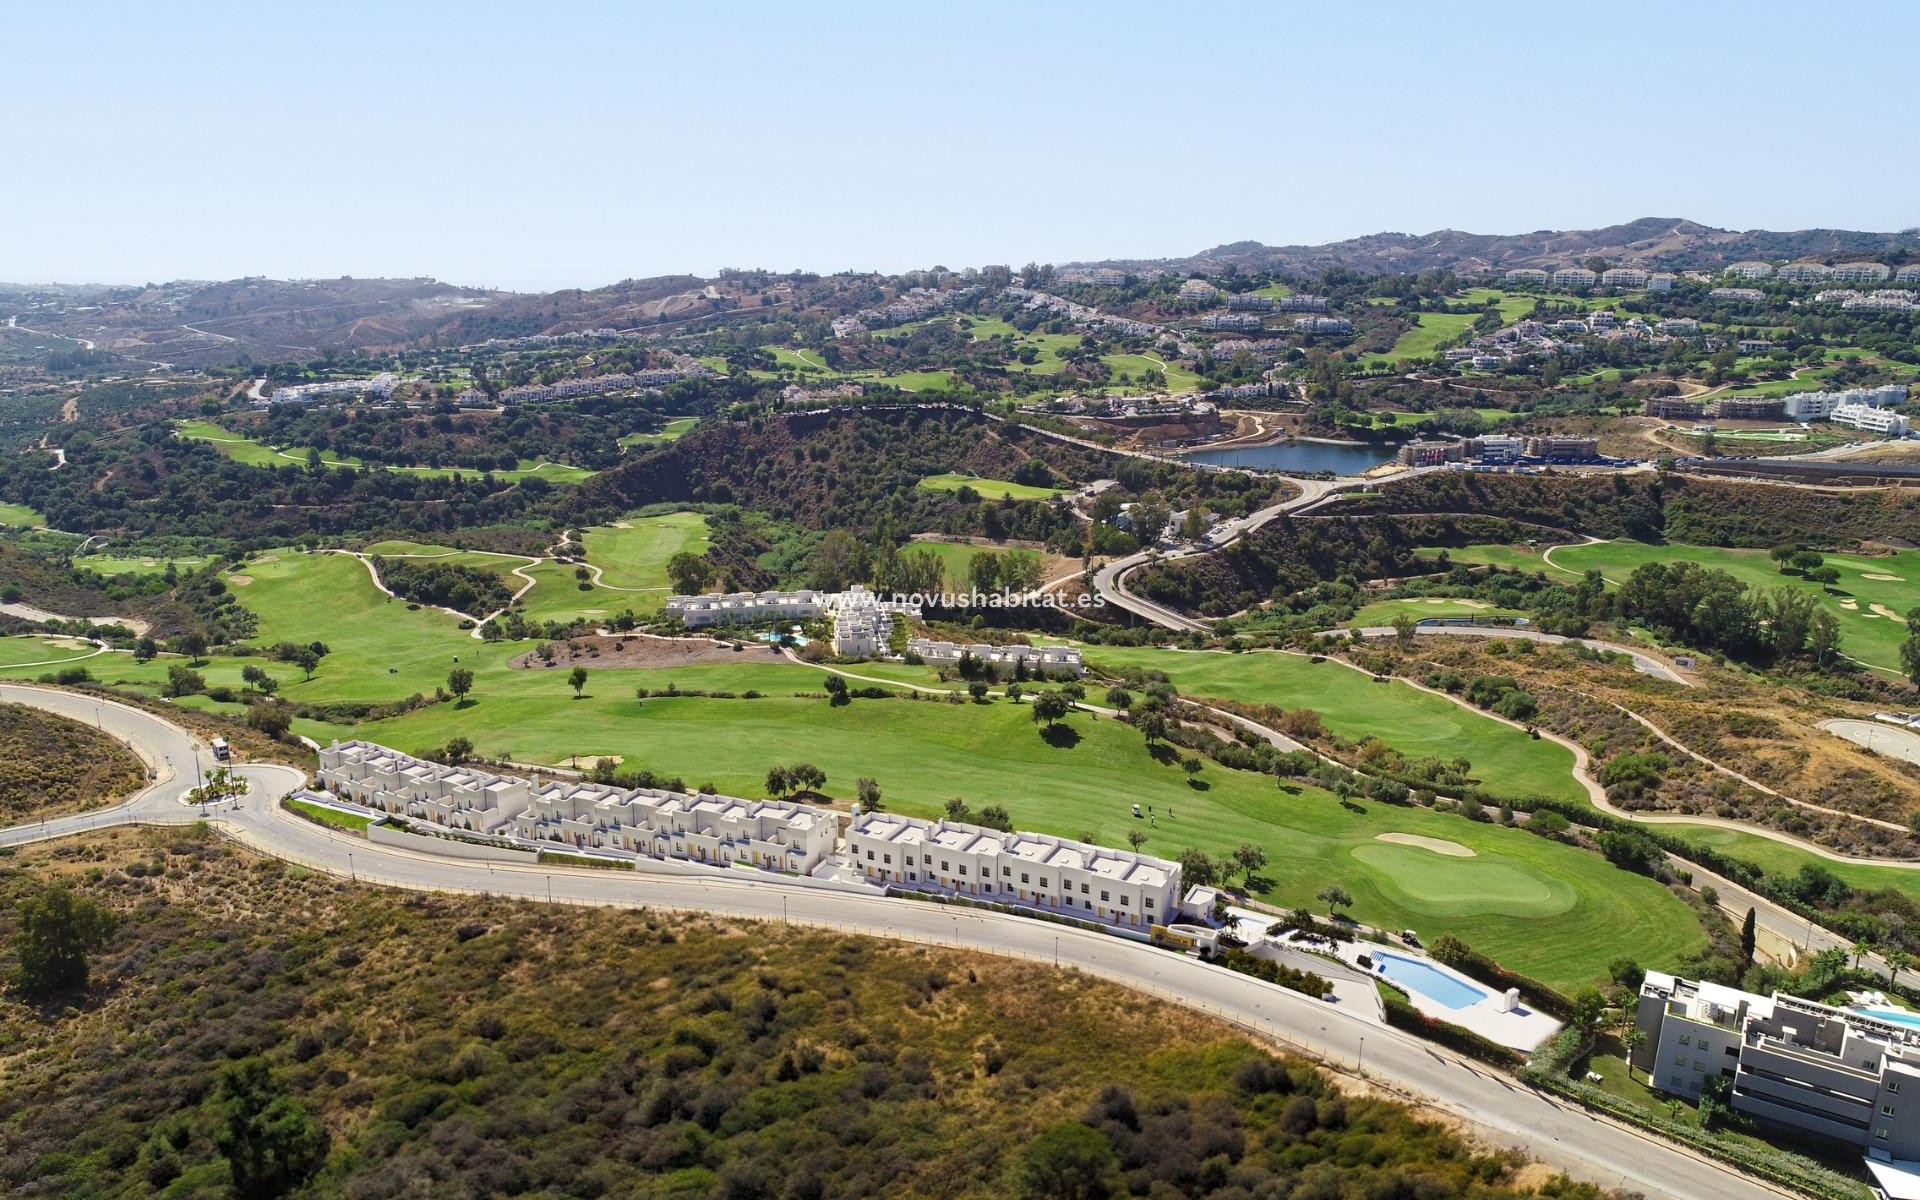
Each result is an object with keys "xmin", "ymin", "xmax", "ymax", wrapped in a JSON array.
[
  {"xmin": 1551, "ymin": 540, "xmax": 1920, "ymax": 674},
  {"xmin": 1417, "ymin": 543, "xmax": 1576, "ymax": 574},
  {"xmin": 1082, "ymin": 645, "xmax": 1587, "ymax": 804},
  {"xmin": 1360, "ymin": 291, "xmax": 1537, "ymax": 367},
  {"xmin": 578, "ymin": 511, "xmax": 709, "ymax": 591},
  {"xmin": 0, "ymin": 635, "xmax": 104, "ymax": 667},
  {"xmin": 176, "ymin": 420, "xmax": 595, "ymax": 483},
  {"xmin": 335, "ymin": 674, "xmax": 1697, "ymax": 989},
  {"xmin": 1659, "ymin": 823, "xmax": 1920, "ymax": 905},
  {"xmin": 918, "ymin": 473, "xmax": 1067, "ymax": 502},
  {"xmin": 618, "ymin": 416, "xmax": 698, "ymax": 447},
  {"xmin": 75, "ymin": 553, "xmax": 215, "ymax": 576},
  {"xmin": 1101, "ymin": 353, "xmax": 1202, "ymax": 394},
  {"xmin": 1352, "ymin": 598, "xmax": 1530, "ymax": 626},
  {"xmin": 0, "ymin": 503, "xmax": 46, "ymax": 527}
]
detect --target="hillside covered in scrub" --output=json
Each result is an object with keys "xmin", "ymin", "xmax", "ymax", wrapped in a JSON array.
[
  {"xmin": 0, "ymin": 828, "xmax": 1618, "ymax": 1200},
  {"xmin": 0, "ymin": 701, "xmax": 144, "ymax": 821}
]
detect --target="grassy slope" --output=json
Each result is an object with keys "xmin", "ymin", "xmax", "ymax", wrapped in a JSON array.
[
  {"xmin": 0, "ymin": 698, "xmax": 144, "ymax": 821},
  {"xmin": 918, "ymin": 473, "xmax": 1068, "ymax": 502},
  {"xmin": 1553, "ymin": 540, "xmax": 1920, "ymax": 673},
  {"xmin": 0, "ymin": 502, "xmax": 46, "ymax": 527},
  {"xmin": 1083, "ymin": 646, "xmax": 1588, "ymax": 805},
  {"xmin": 176, "ymin": 420, "xmax": 595, "ymax": 483}
]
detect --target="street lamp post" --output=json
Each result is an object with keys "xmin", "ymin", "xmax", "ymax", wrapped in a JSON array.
[
  {"xmin": 348, "ymin": 851, "xmax": 355, "ymax": 881},
  {"xmin": 1054, "ymin": 936, "xmax": 1059, "ymax": 967},
  {"xmin": 547, "ymin": 875, "xmax": 552, "ymax": 903},
  {"xmin": 1358, "ymin": 1036, "xmax": 1365, "ymax": 1072}
]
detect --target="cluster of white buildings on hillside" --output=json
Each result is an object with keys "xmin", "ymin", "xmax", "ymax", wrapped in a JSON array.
[
  {"xmin": 1635, "ymin": 971, "xmax": 1920, "ymax": 1189},
  {"xmin": 1816, "ymin": 289, "xmax": 1917, "ymax": 313},
  {"xmin": 905, "ymin": 638, "xmax": 1084, "ymax": 678},
  {"xmin": 847, "ymin": 811, "xmax": 1179, "ymax": 928},
  {"xmin": 313, "ymin": 740, "xmax": 1187, "ymax": 931},
  {"xmin": 1781, "ymin": 383, "xmax": 1912, "ymax": 436},
  {"xmin": 1292, "ymin": 316, "xmax": 1352, "ymax": 334},
  {"xmin": 469, "ymin": 366, "xmax": 705, "ymax": 406},
  {"xmin": 1001, "ymin": 287, "xmax": 1168, "ymax": 341},
  {"xmin": 667, "ymin": 585, "xmax": 920, "ymax": 656},
  {"xmin": 263, "ymin": 372, "xmax": 400, "ymax": 406}
]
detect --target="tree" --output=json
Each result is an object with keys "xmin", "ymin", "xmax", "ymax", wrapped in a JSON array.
[
  {"xmin": 440, "ymin": 736, "xmax": 474, "ymax": 766},
  {"xmin": 1176, "ymin": 848, "xmax": 1218, "ymax": 889},
  {"xmin": 856, "ymin": 777, "xmax": 883, "ymax": 812},
  {"xmin": 968, "ymin": 680, "xmax": 989, "ymax": 702},
  {"xmin": 214, "ymin": 1057, "xmax": 331, "ymax": 1200},
  {"xmin": 1855, "ymin": 939, "xmax": 1875, "ymax": 969},
  {"xmin": 1808, "ymin": 607, "xmax": 1843, "ymax": 666},
  {"xmin": 1903, "ymin": 608, "xmax": 1920, "ymax": 687},
  {"xmin": 1129, "ymin": 492, "xmax": 1171, "ymax": 546},
  {"xmin": 131, "ymin": 636, "xmax": 158, "ymax": 663},
  {"xmin": 1231, "ymin": 843, "xmax": 1269, "ymax": 884},
  {"xmin": 164, "ymin": 663, "xmax": 206, "ymax": 697},
  {"xmin": 823, "ymin": 674, "xmax": 849, "ymax": 706},
  {"xmin": 1031, "ymin": 691, "xmax": 1071, "ymax": 729},
  {"xmin": 568, "ymin": 665, "xmax": 589, "ymax": 698},
  {"xmin": 1316, "ymin": 884, "xmax": 1353, "ymax": 916},
  {"xmin": 1740, "ymin": 907, "xmax": 1757, "ymax": 966},
  {"xmin": 174, "ymin": 631, "xmax": 208, "ymax": 664},
  {"xmin": 447, "ymin": 667, "xmax": 474, "ymax": 705},
  {"xmin": 1104, "ymin": 686, "xmax": 1132, "ymax": 709},
  {"xmin": 247, "ymin": 699, "xmax": 293, "ymax": 739},
  {"xmin": 241, "ymin": 663, "xmax": 270, "ymax": 692},
  {"xmin": 10, "ymin": 883, "xmax": 114, "ymax": 996},
  {"xmin": 1010, "ymin": 1121, "xmax": 1115, "ymax": 1200},
  {"xmin": 765, "ymin": 766, "xmax": 793, "ymax": 798},
  {"xmin": 1622, "ymin": 1027, "xmax": 1648, "ymax": 1080},
  {"xmin": 1005, "ymin": 682, "xmax": 1023, "ymax": 704},
  {"xmin": 1127, "ymin": 829, "xmax": 1148, "ymax": 851},
  {"xmin": 788, "ymin": 763, "xmax": 826, "ymax": 794},
  {"xmin": 665, "ymin": 551, "xmax": 714, "ymax": 596},
  {"xmin": 1390, "ymin": 611, "xmax": 1418, "ymax": 651},
  {"xmin": 1889, "ymin": 948, "xmax": 1913, "ymax": 988}
]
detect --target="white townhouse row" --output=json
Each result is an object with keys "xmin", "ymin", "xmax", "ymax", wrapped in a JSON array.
[
  {"xmin": 1634, "ymin": 972, "xmax": 1920, "ymax": 1187},
  {"xmin": 1600, "ymin": 267, "xmax": 1649, "ymax": 288},
  {"xmin": 668, "ymin": 588, "xmax": 827, "ymax": 627},
  {"xmin": 1725, "ymin": 261, "xmax": 1775, "ymax": 280},
  {"xmin": 1503, "ymin": 268, "xmax": 1550, "ymax": 285},
  {"xmin": 318, "ymin": 740, "xmax": 530, "ymax": 831},
  {"xmin": 1292, "ymin": 316, "xmax": 1352, "ymax": 334},
  {"xmin": 1782, "ymin": 383, "xmax": 1909, "ymax": 422},
  {"xmin": 1199, "ymin": 312, "xmax": 1263, "ymax": 332},
  {"xmin": 266, "ymin": 372, "xmax": 400, "ymax": 406},
  {"xmin": 1225, "ymin": 293, "xmax": 1274, "ymax": 312},
  {"xmin": 905, "ymin": 638, "xmax": 1084, "ymax": 677},
  {"xmin": 1551, "ymin": 267, "xmax": 1598, "ymax": 289},
  {"xmin": 846, "ymin": 811, "xmax": 1182, "ymax": 928},
  {"xmin": 1276, "ymin": 293, "xmax": 1329, "ymax": 312},
  {"xmin": 1711, "ymin": 287, "xmax": 1768, "ymax": 302},
  {"xmin": 1176, "ymin": 279, "xmax": 1219, "ymax": 303},
  {"xmin": 510, "ymin": 779, "xmax": 836, "ymax": 873},
  {"xmin": 1832, "ymin": 404, "xmax": 1912, "ymax": 436},
  {"xmin": 831, "ymin": 607, "xmax": 894, "ymax": 657}
]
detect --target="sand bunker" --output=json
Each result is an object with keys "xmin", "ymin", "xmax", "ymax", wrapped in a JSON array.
[
  {"xmin": 1375, "ymin": 832, "xmax": 1477, "ymax": 858},
  {"xmin": 1863, "ymin": 573, "xmax": 1904, "ymax": 582},
  {"xmin": 610, "ymin": 521, "xmax": 632, "ymax": 528},
  {"xmin": 1872, "ymin": 604, "xmax": 1908, "ymax": 624},
  {"xmin": 227, "ymin": 575, "xmax": 254, "ymax": 586},
  {"xmin": 1839, "ymin": 599, "xmax": 1860, "ymax": 610},
  {"xmin": 1412, "ymin": 597, "xmax": 1489, "ymax": 608}
]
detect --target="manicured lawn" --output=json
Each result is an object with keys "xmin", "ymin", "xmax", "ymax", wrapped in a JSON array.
[
  {"xmin": 1101, "ymin": 353, "xmax": 1202, "ymax": 394},
  {"xmin": 1416, "ymin": 543, "xmax": 1578, "ymax": 575},
  {"xmin": 618, "ymin": 416, "xmax": 698, "ymax": 447},
  {"xmin": 75, "ymin": 553, "xmax": 215, "ymax": 576},
  {"xmin": 1082, "ymin": 645, "xmax": 1588, "ymax": 804},
  {"xmin": 1551, "ymin": 540, "xmax": 1920, "ymax": 674},
  {"xmin": 284, "ymin": 797, "xmax": 371, "ymax": 832},
  {"xmin": 0, "ymin": 635, "xmax": 102, "ymax": 667},
  {"xmin": 918, "ymin": 473, "xmax": 1067, "ymax": 502},
  {"xmin": 863, "ymin": 369, "xmax": 955, "ymax": 392},
  {"xmin": 1659, "ymin": 823, "xmax": 1920, "ymax": 905},
  {"xmin": 1380, "ymin": 408, "xmax": 1516, "ymax": 429},
  {"xmin": 0, "ymin": 503, "xmax": 46, "ymax": 527},
  {"xmin": 1352, "ymin": 598, "xmax": 1530, "ymax": 626},
  {"xmin": 176, "ymin": 420, "xmax": 595, "ymax": 483},
  {"xmin": 578, "ymin": 511, "xmax": 709, "ymax": 591}
]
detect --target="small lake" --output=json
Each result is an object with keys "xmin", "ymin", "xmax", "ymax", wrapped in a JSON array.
[{"xmin": 1182, "ymin": 440, "xmax": 1395, "ymax": 475}]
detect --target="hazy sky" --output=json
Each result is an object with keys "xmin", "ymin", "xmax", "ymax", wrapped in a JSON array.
[{"xmin": 6, "ymin": 0, "xmax": 1915, "ymax": 291}]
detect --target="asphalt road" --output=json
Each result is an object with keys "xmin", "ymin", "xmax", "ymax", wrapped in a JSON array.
[{"xmin": 0, "ymin": 683, "xmax": 1795, "ymax": 1199}]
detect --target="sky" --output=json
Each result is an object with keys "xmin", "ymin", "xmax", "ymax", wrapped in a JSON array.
[{"xmin": 5, "ymin": 0, "xmax": 1916, "ymax": 291}]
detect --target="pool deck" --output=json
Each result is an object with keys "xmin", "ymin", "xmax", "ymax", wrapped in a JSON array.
[{"xmin": 1331, "ymin": 939, "xmax": 1561, "ymax": 1051}]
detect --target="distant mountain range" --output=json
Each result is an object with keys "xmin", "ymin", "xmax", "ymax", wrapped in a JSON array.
[
  {"xmin": 6, "ymin": 218, "xmax": 1917, "ymax": 367},
  {"xmin": 1133, "ymin": 217, "xmax": 1920, "ymax": 276}
]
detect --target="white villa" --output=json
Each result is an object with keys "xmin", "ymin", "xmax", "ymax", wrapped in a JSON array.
[
  {"xmin": 266, "ymin": 372, "xmax": 400, "ymax": 406},
  {"xmin": 510, "ymin": 780, "xmax": 836, "ymax": 873},
  {"xmin": 318, "ymin": 740, "xmax": 529, "ymax": 831},
  {"xmin": 906, "ymin": 638, "xmax": 1084, "ymax": 677},
  {"xmin": 846, "ymin": 811, "xmax": 1183, "ymax": 929},
  {"xmin": 668, "ymin": 585, "xmax": 918, "ymax": 650}
]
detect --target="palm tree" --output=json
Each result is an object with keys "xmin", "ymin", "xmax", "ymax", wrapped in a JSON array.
[
  {"xmin": 1622, "ymin": 1027, "xmax": 1647, "ymax": 1081},
  {"xmin": 1888, "ymin": 948, "xmax": 1912, "ymax": 988},
  {"xmin": 1854, "ymin": 940, "xmax": 1876, "ymax": 971}
]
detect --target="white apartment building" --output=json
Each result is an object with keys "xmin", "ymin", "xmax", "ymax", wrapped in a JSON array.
[
  {"xmin": 1551, "ymin": 267, "xmax": 1597, "ymax": 289},
  {"xmin": 1200, "ymin": 313, "xmax": 1263, "ymax": 332},
  {"xmin": 1177, "ymin": 279, "xmax": 1219, "ymax": 303},
  {"xmin": 831, "ymin": 607, "xmax": 893, "ymax": 657},
  {"xmin": 1711, "ymin": 287, "xmax": 1768, "ymax": 302},
  {"xmin": 1292, "ymin": 316, "xmax": 1353, "ymax": 334},
  {"xmin": 1847, "ymin": 293, "xmax": 1916, "ymax": 313},
  {"xmin": 318, "ymin": 740, "xmax": 529, "ymax": 832},
  {"xmin": 1601, "ymin": 267, "xmax": 1649, "ymax": 288},
  {"xmin": 1831, "ymin": 262, "xmax": 1893, "ymax": 284},
  {"xmin": 1783, "ymin": 383, "xmax": 1909, "ymax": 422},
  {"xmin": 1091, "ymin": 268, "xmax": 1129, "ymax": 287},
  {"xmin": 1777, "ymin": 262, "xmax": 1831, "ymax": 284},
  {"xmin": 1648, "ymin": 273, "xmax": 1676, "ymax": 291},
  {"xmin": 511, "ymin": 779, "xmax": 835, "ymax": 873},
  {"xmin": 1276, "ymin": 294, "xmax": 1330, "ymax": 312},
  {"xmin": 1659, "ymin": 318, "xmax": 1701, "ymax": 336},
  {"xmin": 1833, "ymin": 404, "xmax": 1912, "ymax": 436},
  {"xmin": 846, "ymin": 811, "xmax": 1182, "ymax": 929},
  {"xmin": 1586, "ymin": 310, "xmax": 1617, "ymax": 330},
  {"xmin": 1225, "ymin": 293, "xmax": 1275, "ymax": 311},
  {"xmin": 1503, "ymin": 268, "xmax": 1550, "ymax": 286},
  {"xmin": 1634, "ymin": 972, "xmax": 1920, "ymax": 1180},
  {"xmin": 1725, "ymin": 261, "xmax": 1775, "ymax": 280},
  {"xmin": 905, "ymin": 638, "xmax": 1084, "ymax": 677},
  {"xmin": 1898, "ymin": 266, "xmax": 1920, "ymax": 285},
  {"xmin": 669, "ymin": 588, "xmax": 827, "ymax": 627},
  {"xmin": 266, "ymin": 372, "xmax": 401, "ymax": 406}
]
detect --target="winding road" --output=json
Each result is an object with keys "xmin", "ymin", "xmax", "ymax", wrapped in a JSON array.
[{"xmin": 0, "ymin": 683, "xmax": 1798, "ymax": 1199}]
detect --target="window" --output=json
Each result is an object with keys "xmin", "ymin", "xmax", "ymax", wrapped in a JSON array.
[
  {"xmin": 1725, "ymin": 1046, "xmax": 1737, "ymax": 1057},
  {"xmin": 1698, "ymin": 1043, "xmax": 1710, "ymax": 1054},
  {"xmin": 958, "ymin": 865, "xmax": 967, "ymax": 876},
  {"xmin": 865, "ymin": 850, "xmax": 875, "ymax": 861},
  {"xmin": 1039, "ymin": 878, "xmax": 1049, "ymax": 889},
  {"xmin": 1100, "ymin": 891, "xmax": 1111, "ymax": 903},
  {"xmin": 941, "ymin": 860, "xmax": 950, "ymax": 872},
  {"xmin": 905, "ymin": 856, "xmax": 914, "ymax": 866},
  {"xmin": 883, "ymin": 854, "xmax": 892, "ymax": 865},
  {"xmin": 1145, "ymin": 899, "xmax": 1156, "ymax": 911},
  {"xmin": 1080, "ymin": 883, "xmax": 1089, "ymax": 894},
  {"xmin": 1879, "ymin": 1129, "xmax": 1891, "ymax": 1141},
  {"xmin": 1693, "ymin": 1061, "xmax": 1705, "ymax": 1072},
  {"xmin": 1893, "ymin": 1081, "xmax": 1903, "ymax": 1094},
  {"xmin": 1678, "ymin": 1035, "xmax": 1691, "ymax": 1047},
  {"xmin": 1021, "ymin": 873, "xmax": 1030, "ymax": 884},
  {"xmin": 1121, "ymin": 897, "xmax": 1130, "ymax": 907},
  {"xmin": 1673, "ymin": 1055, "xmax": 1688, "ymax": 1068},
  {"xmin": 1002, "ymin": 866, "xmax": 1011, "ymax": 877}
]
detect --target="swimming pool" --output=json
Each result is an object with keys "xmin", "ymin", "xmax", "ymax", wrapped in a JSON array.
[
  {"xmin": 1373, "ymin": 950, "xmax": 1488, "ymax": 1010},
  {"xmin": 755, "ymin": 631, "xmax": 810, "ymax": 648},
  {"xmin": 1855, "ymin": 1007, "xmax": 1920, "ymax": 1030}
]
